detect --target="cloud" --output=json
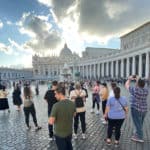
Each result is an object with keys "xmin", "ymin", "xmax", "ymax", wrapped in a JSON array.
[
  {"xmin": 0, "ymin": 42, "xmax": 13, "ymax": 54},
  {"xmin": 0, "ymin": 38, "xmax": 33, "ymax": 56},
  {"xmin": 78, "ymin": 0, "xmax": 150, "ymax": 38},
  {"xmin": 8, "ymin": 38, "xmax": 33, "ymax": 54},
  {"xmin": 0, "ymin": 43, "xmax": 9, "ymax": 52},
  {"xmin": 0, "ymin": 41, "xmax": 33, "ymax": 68},
  {"xmin": 38, "ymin": 0, "xmax": 150, "ymax": 45},
  {"xmin": 17, "ymin": 12, "xmax": 63, "ymax": 54},
  {"xmin": 50, "ymin": 0, "xmax": 75, "ymax": 21},
  {"xmin": 17, "ymin": 54, "xmax": 33, "ymax": 68},
  {"xmin": 38, "ymin": 0, "xmax": 74, "ymax": 20},
  {"xmin": 8, "ymin": 54, "xmax": 32, "ymax": 68},
  {"xmin": 37, "ymin": 0, "xmax": 52, "ymax": 7},
  {"xmin": 0, "ymin": 20, "xmax": 3, "ymax": 28},
  {"xmin": 6, "ymin": 20, "xmax": 13, "ymax": 25}
]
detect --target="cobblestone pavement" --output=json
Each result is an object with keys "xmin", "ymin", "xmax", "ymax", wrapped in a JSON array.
[{"xmin": 0, "ymin": 84, "xmax": 150, "ymax": 150}]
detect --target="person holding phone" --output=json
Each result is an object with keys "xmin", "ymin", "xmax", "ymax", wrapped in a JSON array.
[{"xmin": 125, "ymin": 75, "xmax": 149, "ymax": 143}]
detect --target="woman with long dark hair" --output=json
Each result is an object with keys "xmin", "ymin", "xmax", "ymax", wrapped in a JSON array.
[
  {"xmin": 104, "ymin": 87, "xmax": 128, "ymax": 147},
  {"xmin": 12, "ymin": 83, "xmax": 22, "ymax": 111},
  {"xmin": 23, "ymin": 85, "xmax": 41, "ymax": 131}
]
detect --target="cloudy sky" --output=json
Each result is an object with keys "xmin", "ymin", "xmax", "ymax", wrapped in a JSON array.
[{"xmin": 0, "ymin": 0, "xmax": 150, "ymax": 68}]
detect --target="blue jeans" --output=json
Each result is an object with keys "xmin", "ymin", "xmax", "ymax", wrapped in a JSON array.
[
  {"xmin": 55, "ymin": 135, "xmax": 73, "ymax": 150},
  {"xmin": 131, "ymin": 107, "xmax": 147, "ymax": 139}
]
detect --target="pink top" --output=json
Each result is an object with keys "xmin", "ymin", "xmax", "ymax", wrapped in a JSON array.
[{"xmin": 93, "ymin": 85, "xmax": 100, "ymax": 93}]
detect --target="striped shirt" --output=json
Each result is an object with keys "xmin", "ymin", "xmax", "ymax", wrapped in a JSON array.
[{"xmin": 129, "ymin": 86, "xmax": 148, "ymax": 112}]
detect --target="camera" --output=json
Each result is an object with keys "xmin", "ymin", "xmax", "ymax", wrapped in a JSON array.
[{"xmin": 132, "ymin": 75, "xmax": 136, "ymax": 78}]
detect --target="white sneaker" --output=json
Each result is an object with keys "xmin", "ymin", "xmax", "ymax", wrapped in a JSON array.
[
  {"xmin": 90, "ymin": 109, "xmax": 94, "ymax": 113},
  {"xmin": 74, "ymin": 134, "xmax": 77, "ymax": 139},
  {"xmin": 102, "ymin": 121, "xmax": 108, "ymax": 125},
  {"xmin": 49, "ymin": 137, "xmax": 55, "ymax": 141},
  {"xmin": 131, "ymin": 136, "xmax": 144, "ymax": 143},
  {"xmin": 49, "ymin": 137, "xmax": 53, "ymax": 141},
  {"xmin": 82, "ymin": 134, "xmax": 86, "ymax": 139},
  {"xmin": 96, "ymin": 111, "xmax": 100, "ymax": 115},
  {"xmin": 27, "ymin": 126, "xmax": 31, "ymax": 130}
]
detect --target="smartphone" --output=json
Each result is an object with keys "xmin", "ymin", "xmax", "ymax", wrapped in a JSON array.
[{"xmin": 132, "ymin": 75, "xmax": 136, "ymax": 78}]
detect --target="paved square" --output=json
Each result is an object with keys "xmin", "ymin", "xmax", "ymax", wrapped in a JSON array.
[{"xmin": 0, "ymin": 84, "xmax": 150, "ymax": 150}]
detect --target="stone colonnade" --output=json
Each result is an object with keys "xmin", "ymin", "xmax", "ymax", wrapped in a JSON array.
[{"xmin": 71, "ymin": 50, "xmax": 150, "ymax": 80}]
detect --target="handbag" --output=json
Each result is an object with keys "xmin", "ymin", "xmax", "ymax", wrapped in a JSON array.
[{"xmin": 117, "ymin": 100, "xmax": 126, "ymax": 112}]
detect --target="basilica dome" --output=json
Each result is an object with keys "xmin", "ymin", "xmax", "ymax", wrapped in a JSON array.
[{"xmin": 60, "ymin": 44, "xmax": 72, "ymax": 57}]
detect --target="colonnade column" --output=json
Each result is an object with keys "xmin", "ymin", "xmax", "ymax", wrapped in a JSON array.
[
  {"xmin": 82, "ymin": 65, "xmax": 84, "ymax": 79},
  {"xmin": 126, "ymin": 57, "xmax": 129, "ymax": 77},
  {"xmin": 116, "ymin": 60, "xmax": 118, "ymax": 78},
  {"xmin": 85, "ymin": 65, "xmax": 88, "ymax": 79},
  {"xmin": 139, "ymin": 54, "xmax": 142, "ymax": 77},
  {"xmin": 82, "ymin": 65, "xmax": 84, "ymax": 78},
  {"xmin": 57, "ymin": 66, "xmax": 59, "ymax": 77},
  {"xmin": 106, "ymin": 62, "xmax": 109, "ymax": 77},
  {"xmin": 78, "ymin": 66, "xmax": 81, "ymax": 75},
  {"xmin": 121, "ymin": 59, "xmax": 124, "ymax": 77},
  {"xmin": 90, "ymin": 65, "xmax": 92, "ymax": 79},
  {"xmin": 73, "ymin": 65, "xmax": 75, "ymax": 80},
  {"xmin": 111, "ymin": 61, "xmax": 114, "ymax": 78},
  {"xmin": 101, "ymin": 63, "xmax": 104, "ymax": 77},
  {"xmin": 146, "ymin": 52, "xmax": 149, "ymax": 78},
  {"xmin": 132, "ymin": 56, "xmax": 135, "ymax": 75},
  {"xmin": 50, "ymin": 67, "xmax": 52, "ymax": 77},
  {"xmin": 93, "ymin": 64, "xmax": 96, "ymax": 79},
  {"xmin": 86, "ymin": 65, "xmax": 88, "ymax": 79},
  {"xmin": 97, "ymin": 63, "xmax": 100, "ymax": 79}
]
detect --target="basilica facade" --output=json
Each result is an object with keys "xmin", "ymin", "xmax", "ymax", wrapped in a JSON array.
[
  {"xmin": 32, "ymin": 44, "xmax": 80, "ymax": 80},
  {"xmin": 32, "ymin": 22, "xmax": 150, "ymax": 80}
]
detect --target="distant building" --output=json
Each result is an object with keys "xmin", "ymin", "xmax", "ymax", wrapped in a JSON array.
[
  {"xmin": 32, "ymin": 22, "xmax": 150, "ymax": 80},
  {"xmin": 0, "ymin": 67, "xmax": 33, "ymax": 81},
  {"xmin": 32, "ymin": 44, "xmax": 80, "ymax": 80},
  {"xmin": 120, "ymin": 22, "xmax": 150, "ymax": 50}
]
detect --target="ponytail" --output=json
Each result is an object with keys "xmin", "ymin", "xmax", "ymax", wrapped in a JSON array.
[{"xmin": 114, "ymin": 87, "xmax": 120, "ymax": 99}]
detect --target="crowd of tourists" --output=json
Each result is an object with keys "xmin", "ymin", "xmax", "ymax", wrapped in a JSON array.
[{"xmin": 0, "ymin": 75, "xmax": 149, "ymax": 150}]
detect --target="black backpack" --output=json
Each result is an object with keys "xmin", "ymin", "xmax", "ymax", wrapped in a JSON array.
[{"xmin": 75, "ymin": 96, "xmax": 84, "ymax": 108}]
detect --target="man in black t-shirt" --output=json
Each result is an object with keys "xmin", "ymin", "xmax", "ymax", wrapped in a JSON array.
[
  {"xmin": 68, "ymin": 82, "xmax": 75, "ymax": 96},
  {"xmin": 44, "ymin": 80, "xmax": 58, "ymax": 140}
]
